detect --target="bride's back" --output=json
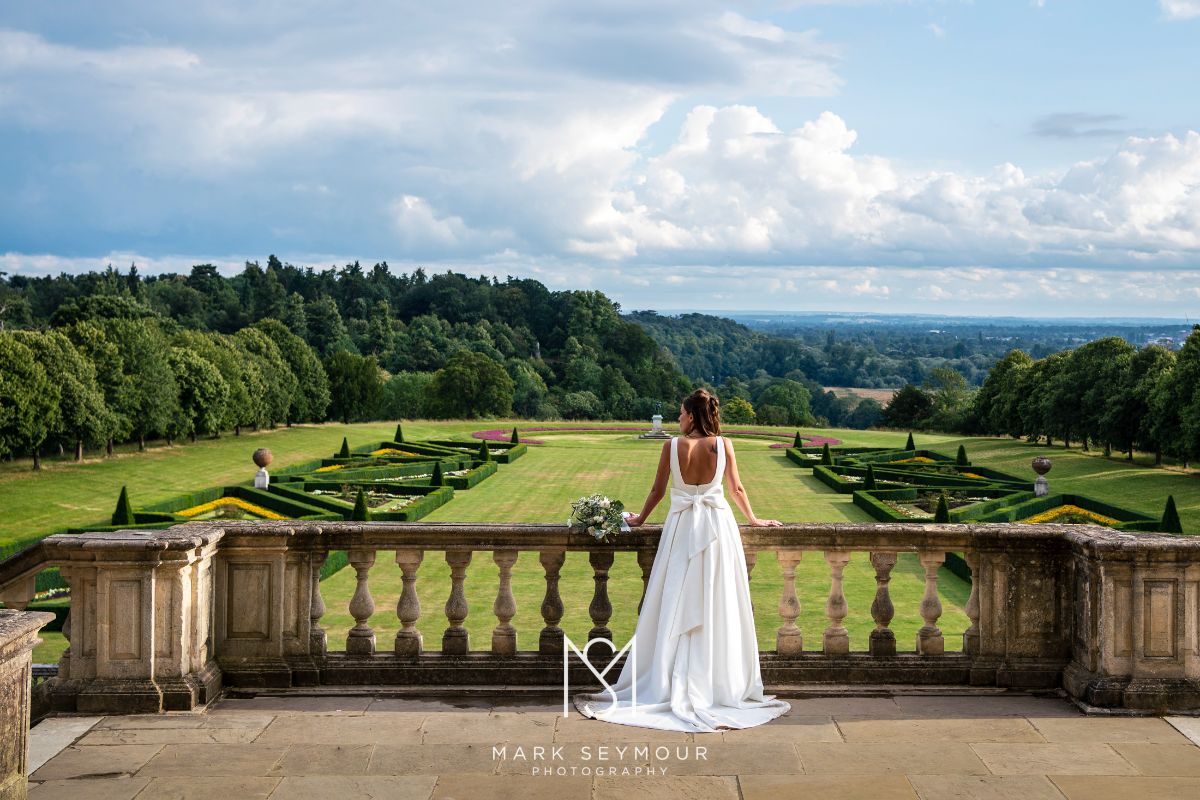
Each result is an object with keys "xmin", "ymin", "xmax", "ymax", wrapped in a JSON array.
[{"xmin": 675, "ymin": 435, "xmax": 721, "ymax": 485}]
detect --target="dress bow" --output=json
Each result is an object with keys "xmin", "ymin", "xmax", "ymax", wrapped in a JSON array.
[{"xmin": 668, "ymin": 486, "xmax": 728, "ymax": 559}]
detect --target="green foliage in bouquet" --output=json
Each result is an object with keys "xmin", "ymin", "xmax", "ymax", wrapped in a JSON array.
[{"xmin": 569, "ymin": 494, "xmax": 628, "ymax": 542}]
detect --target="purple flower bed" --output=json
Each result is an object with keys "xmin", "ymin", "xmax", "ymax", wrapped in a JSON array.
[{"xmin": 471, "ymin": 426, "xmax": 841, "ymax": 447}]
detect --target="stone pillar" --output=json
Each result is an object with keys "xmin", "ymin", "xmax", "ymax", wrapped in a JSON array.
[
  {"xmin": 0, "ymin": 609, "xmax": 54, "ymax": 800},
  {"xmin": 40, "ymin": 527, "xmax": 224, "ymax": 713}
]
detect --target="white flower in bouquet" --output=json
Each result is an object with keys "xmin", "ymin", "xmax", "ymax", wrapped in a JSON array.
[{"xmin": 568, "ymin": 493, "xmax": 629, "ymax": 542}]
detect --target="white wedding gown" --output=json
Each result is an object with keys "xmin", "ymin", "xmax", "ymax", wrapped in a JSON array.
[{"xmin": 572, "ymin": 435, "xmax": 791, "ymax": 732}]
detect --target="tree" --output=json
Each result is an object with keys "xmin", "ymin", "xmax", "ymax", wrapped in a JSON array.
[
  {"xmin": 235, "ymin": 327, "xmax": 299, "ymax": 428},
  {"xmin": 723, "ymin": 397, "xmax": 755, "ymax": 424},
  {"xmin": 105, "ymin": 319, "xmax": 180, "ymax": 450},
  {"xmin": 934, "ymin": 493, "xmax": 951, "ymax": 523},
  {"xmin": 956, "ymin": 445, "xmax": 969, "ymax": 466},
  {"xmin": 1161, "ymin": 495, "xmax": 1183, "ymax": 534},
  {"xmin": 881, "ymin": 385, "xmax": 933, "ymax": 429},
  {"xmin": 820, "ymin": 443, "xmax": 833, "ymax": 465},
  {"xmin": 923, "ymin": 367, "xmax": 971, "ymax": 431},
  {"xmin": 325, "ymin": 351, "xmax": 384, "ymax": 424},
  {"xmin": 338, "ymin": 437, "xmax": 351, "ymax": 458},
  {"xmin": 755, "ymin": 380, "xmax": 813, "ymax": 427},
  {"xmin": 255, "ymin": 318, "xmax": 330, "ymax": 424},
  {"xmin": 305, "ymin": 296, "xmax": 350, "ymax": 356},
  {"xmin": 381, "ymin": 372, "xmax": 433, "ymax": 420},
  {"xmin": 351, "ymin": 488, "xmax": 371, "ymax": 521},
  {"xmin": 969, "ymin": 350, "xmax": 1033, "ymax": 435},
  {"xmin": 112, "ymin": 486, "xmax": 136, "ymax": 526},
  {"xmin": 508, "ymin": 360, "xmax": 549, "ymax": 418},
  {"xmin": 66, "ymin": 321, "xmax": 133, "ymax": 455},
  {"xmin": 167, "ymin": 347, "xmax": 229, "ymax": 443},
  {"xmin": 394, "ymin": 423, "xmax": 405, "ymax": 443},
  {"xmin": 0, "ymin": 332, "xmax": 57, "ymax": 465},
  {"xmin": 479, "ymin": 440, "xmax": 492, "ymax": 461},
  {"xmin": 173, "ymin": 330, "xmax": 258, "ymax": 436},
  {"xmin": 11, "ymin": 330, "xmax": 110, "ymax": 462},
  {"xmin": 1073, "ymin": 337, "xmax": 1136, "ymax": 453},
  {"xmin": 845, "ymin": 398, "xmax": 883, "ymax": 430},
  {"xmin": 511, "ymin": 427, "xmax": 520, "ymax": 444},
  {"xmin": 427, "ymin": 351, "xmax": 514, "ymax": 418},
  {"xmin": 864, "ymin": 465, "xmax": 877, "ymax": 490},
  {"xmin": 1128, "ymin": 346, "xmax": 1176, "ymax": 465},
  {"xmin": 431, "ymin": 461, "xmax": 444, "ymax": 486},
  {"xmin": 905, "ymin": 432, "xmax": 915, "ymax": 450}
]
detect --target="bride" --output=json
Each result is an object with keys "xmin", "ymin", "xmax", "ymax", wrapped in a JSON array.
[{"xmin": 572, "ymin": 388, "xmax": 791, "ymax": 732}]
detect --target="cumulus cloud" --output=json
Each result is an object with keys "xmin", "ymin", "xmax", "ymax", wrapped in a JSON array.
[
  {"xmin": 1161, "ymin": 1, "xmax": 1200, "ymax": 20},
  {"xmin": 1031, "ymin": 113, "xmax": 1131, "ymax": 139}
]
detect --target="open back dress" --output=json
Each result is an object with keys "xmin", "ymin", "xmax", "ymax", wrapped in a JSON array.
[{"xmin": 572, "ymin": 435, "xmax": 791, "ymax": 732}]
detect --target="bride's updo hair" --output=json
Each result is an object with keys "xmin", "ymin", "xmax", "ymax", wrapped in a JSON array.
[{"xmin": 682, "ymin": 389, "xmax": 721, "ymax": 437}]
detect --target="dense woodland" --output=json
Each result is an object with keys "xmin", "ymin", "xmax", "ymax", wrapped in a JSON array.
[{"xmin": 2, "ymin": 260, "xmax": 1196, "ymax": 468}]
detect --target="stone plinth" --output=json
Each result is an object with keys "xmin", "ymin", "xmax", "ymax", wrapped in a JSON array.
[{"xmin": 0, "ymin": 609, "xmax": 54, "ymax": 800}]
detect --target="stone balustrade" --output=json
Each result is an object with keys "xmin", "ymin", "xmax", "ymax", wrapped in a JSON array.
[
  {"xmin": 1, "ymin": 609, "xmax": 54, "ymax": 800},
  {"xmin": 1, "ymin": 521, "xmax": 1198, "ymax": 713}
]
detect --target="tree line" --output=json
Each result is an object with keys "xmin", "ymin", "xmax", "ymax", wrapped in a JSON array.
[{"xmin": 879, "ymin": 329, "xmax": 1200, "ymax": 467}]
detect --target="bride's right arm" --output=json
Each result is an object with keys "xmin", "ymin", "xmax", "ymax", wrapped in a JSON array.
[{"xmin": 627, "ymin": 441, "xmax": 671, "ymax": 527}]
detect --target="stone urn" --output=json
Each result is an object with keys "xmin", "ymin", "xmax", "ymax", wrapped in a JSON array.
[
  {"xmin": 253, "ymin": 448, "xmax": 273, "ymax": 489},
  {"xmin": 1031, "ymin": 456, "xmax": 1051, "ymax": 497}
]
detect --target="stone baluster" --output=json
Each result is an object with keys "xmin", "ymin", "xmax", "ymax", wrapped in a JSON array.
[
  {"xmin": 395, "ymin": 550, "xmax": 424, "ymax": 656},
  {"xmin": 310, "ymin": 550, "xmax": 328, "ymax": 657},
  {"xmin": 636, "ymin": 548, "xmax": 656, "ymax": 615},
  {"xmin": 538, "ymin": 550, "xmax": 566, "ymax": 655},
  {"xmin": 823, "ymin": 550, "xmax": 851, "ymax": 654},
  {"xmin": 962, "ymin": 550, "xmax": 980, "ymax": 655},
  {"xmin": 776, "ymin": 550, "xmax": 803, "ymax": 655},
  {"xmin": 443, "ymin": 551, "xmax": 472, "ymax": 654},
  {"xmin": 917, "ymin": 550, "xmax": 946, "ymax": 655},
  {"xmin": 869, "ymin": 552, "xmax": 898, "ymax": 657},
  {"xmin": 492, "ymin": 550, "xmax": 518, "ymax": 654},
  {"xmin": 346, "ymin": 550, "xmax": 376, "ymax": 655},
  {"xmin": 588, "ymin": 551, "xmax": 615, "ymax": 658},
  {"xmin": 745, "ymin": 550, "xmax": 758, "ymax": 615}
]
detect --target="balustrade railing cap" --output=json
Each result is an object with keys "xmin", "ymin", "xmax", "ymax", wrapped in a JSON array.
[
  {"xmin": 0, "ymin": 608, "xmax": 55, "ymax": 642},
  {"xmin": 43, "ymin": 527, "xmax": 223, "ymax": 551}
]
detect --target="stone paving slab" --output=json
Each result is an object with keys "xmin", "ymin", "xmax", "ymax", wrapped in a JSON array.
[
  {"xmin": 717, "ymin": 715, "xmax": 842, "ymax": 743},
  {"xmin": 1110, "ymin": 743, "xmax": 1200, "ymax": 776},
  {"xmin": 27, "ymin": 778, "xmax": 150, "ymax": 800},
  {"xmin": 31, "ymin": 745, "xmax": 162, "ymax": 781},
  {"xmin": 270, "ymin": 744, "xmax": 375, "ymax": 776},
  {"xmin": 135, "ymin": 744, "xmax": 287, "ymax": 777},
  {"xmin": 209, "ymin": 696, "xmax": 372, "ymax": 714},
  {"xmin": 835, "ymin": 717, "xmax": 1044, "ymax": 743},
  {"xmin": 79, "ymin": 727, "xmax": 261, "ymax": 745},
  {"xmin": 27, "ymin": 718, "xmax": 101, "ymax": 773},
  {"xmin": 423, "ymin": 710, "xmax": 556, "ymax": 743},
  {"xmin": 906, "ymin": 774, "xmax": 1066, "ymax": 800},
  {"xmin": 135, "ymin": 777, "xmax": 280, "ymax": 799},
  {"xmin": 1049, "ymin": 775, "xmax": 1200, "ymax": 799},
  {"xmin": 254, "ymin": 713, "xmax": 423, "ymax": 745},
  {"xmin": 271, "ymin": 775, "xmax": 438, "ymax": 800},
  {"xmin": 1030, "ymin": 716, "xmax": 1192, "ymax": 744},
  {"xmin": 739, "ymin": 774, "xmax": 919, "ymax": 800},
  {"xmin": 891, "ymin": 695, "xmax": 1080, "ymax": 719},
  {"xmin": 1165, "ymin": 716, "xmax": 1200, "ymax": 747},
  {"xmin": 593, "ymin": 775, "xmax": 740, "ymax": 800},
  {"xmin": 366, "ymin": 744, "xmax": 499, "ymax": 775},
  {"xmin": 795, "ymin": 743, "xmax": 991, "ymax": 775},
  {"xmin": 970, "ymin": 743, "xmax": 1138, "ymax": 776}
]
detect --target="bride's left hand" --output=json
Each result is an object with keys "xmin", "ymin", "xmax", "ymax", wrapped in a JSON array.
[
  {"xmin": 750, "ymin": 518, "xmax": 783, "ymax": 527},
  {"xmin": 624, "ymin": 513, "xmax": 644, "ymax": 527}
]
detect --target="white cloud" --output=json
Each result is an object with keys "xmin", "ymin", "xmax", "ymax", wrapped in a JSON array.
[
  {"xmin": 926, "ymin": 23, "xmax": 946, "ymax": 38},
  {"xmin": 1161, "ymin": 1, "xmax": 1200, "ymax": 20}
]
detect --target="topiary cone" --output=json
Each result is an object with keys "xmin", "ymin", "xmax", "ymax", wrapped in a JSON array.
[
  {"xmin": 432, "ymin": 461, "xmax": 444, "ymax": 486},
  {"xmin": 1162, "ymin": 495, "xmax": 1183, "ymax": 534},
  {"xmin": 338, "ymin": 437, "xmax": 351, "ymax": 458},
  {"xmin": 956, "ymin": 444, "xmax": 969, "ymax": 466},
  {"xmin": 864, "ymin": 465, "xmax": 877, "ymax": 490},
  {"xmin": 112, "ymin": 485, "xmax": 136, "ymax": 526},
  {"xmin": 479, "ymin": 440, "xmax": 492, "ymax": 461},
  {"xmin": 793, "ymin": 431, "xmax": 803, "ymax": 448},
  {"xmin": 905, "ymin": 432, "xmax": 915, "ymax": 451},
  {"xmin": 934, "ymin": 493, "xmax": 951, "ymax": 523},
  {"xmin": 394, "ymin": 423, "xmax": 405, "ymax": 443},
  {"xmin": 511, "ymin": 427, "xmax": 520, "ymax": 444},
  {"xmin": 351, "ymin": 488, "xmax": 371, "ymax": 521},
  {"xmin": 820, "ymin": 443, "xmax": 833, "ymax": 466}
]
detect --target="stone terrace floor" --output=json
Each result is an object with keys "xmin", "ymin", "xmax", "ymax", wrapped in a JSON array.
[{"xmin": 25, "ymin": 690, "xmax": 1200, "ymax": 800}]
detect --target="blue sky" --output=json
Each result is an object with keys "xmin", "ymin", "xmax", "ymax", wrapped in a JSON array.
[{"xmin": 1, "ymin": 1, "xmax": 1198, "ymax": 317}]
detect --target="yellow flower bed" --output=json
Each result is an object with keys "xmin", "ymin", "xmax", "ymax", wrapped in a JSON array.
[
  {"xmin": 371, "ymin": 448, "xmax": 422, "ymax": 457},
  {"xmin": 893, "ymin": 456, "xmax": 936, "ymax": 464},
  {"xmin": 1021, "ymin": 504, "xmax": 1120, "ymax": 526},
  {"xmin": 314, "ymin": 464, "xmax": 344, "ymax": 473},
  {"xmin": 176, "ymin": 497, "xmax": 288, "ymax": 520},
  {"xmin": 961, "ymin": 472, "xmax": 985, "ymax": 479}
]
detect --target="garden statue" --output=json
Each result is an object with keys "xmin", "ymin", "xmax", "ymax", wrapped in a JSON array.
[
  {"xmin": 253, "ymin": 448, "xmax": 273, "ymax": 489},
  {"xmin": 1032, "ymin": 456, "xmax": 1051, "ymax": 497},
  {"xmin": 640, "ymin": 401, "xmax": 670, "ymax": 439}
]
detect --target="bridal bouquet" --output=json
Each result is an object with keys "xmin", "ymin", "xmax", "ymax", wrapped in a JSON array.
[{"xmin": 568, "ymin": 494, "xmax": 631, "ymax": 542}]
